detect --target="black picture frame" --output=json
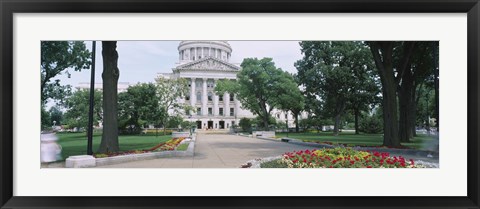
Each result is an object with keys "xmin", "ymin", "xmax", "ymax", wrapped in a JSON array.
[{"xmin": 1, "ymin": 0, "xmax": 479, "ymax": 208}]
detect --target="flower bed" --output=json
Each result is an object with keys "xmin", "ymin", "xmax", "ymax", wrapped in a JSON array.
[
  {"xmin": 93, "ymin": 137, "xmax": 185, "ymax": 158},
  {"xmin": 281, "ymin": 147, "xmax": 418, "ymax": 168}
]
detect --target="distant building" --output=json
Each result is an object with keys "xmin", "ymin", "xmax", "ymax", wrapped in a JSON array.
[{"xmin": 76, "ymin": 82, "xmax": 131, "ymax": 93}]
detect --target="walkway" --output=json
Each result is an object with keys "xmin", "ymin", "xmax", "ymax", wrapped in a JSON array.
[{"xmin": 97, "ymin": 134, "xmax": 312, "ymax": 168}]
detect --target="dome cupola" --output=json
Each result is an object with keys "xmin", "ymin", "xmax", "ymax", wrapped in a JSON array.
[{"xmin": 178, "ymin": 41, "xmax": 232, "ymax": 64}]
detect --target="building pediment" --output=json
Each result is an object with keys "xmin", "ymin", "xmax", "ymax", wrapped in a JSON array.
[{"xmin": 175, "ymin": 57, "xmax": 241, "ymax": 72}]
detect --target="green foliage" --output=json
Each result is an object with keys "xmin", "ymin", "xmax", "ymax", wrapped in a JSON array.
[
  {"xmin": 63, "ymin": 89, "xmax": 102, "ymax": 129},
  {"xmin": 295, "ymin": 41, "xmax": 380, "ymax": 133},
  {"xmin": 359, "ymin": 112, "xmax": 383, "ymax": 134},
  {"xmin": 239, "ymin": 117, "xmax": 252, "ymax": 132},
  {"xmin": 252, "ymin": 115, "xmax": 277, "ymax": 130},
  {"xmin": 41, "ymin": 41, "xmax": 91, "ymax": 104},
  {"xmin": 48, "ymin": 106, "xmax": 63, "ymax": 125},
  {"xmin": 118, "ymin": 83, "xmax": 161, "ymax": 134},
  {"xmin": 215, "ymin": 57, "xmax": 302, "ymax": 130},
  {"xmin": 166, "ymin": 115, "xmax": 184, "ymax": 128},
  {"xmin": 41, "ymin": 106, "xmax": 51, "ymax": 130},
  {"xmin": 260, "ymin": 159, "xmax": 288, "ymax": 168},
  {"xmin": 155, "ymin": 76, "xmax": 190, "ymax": 133}
]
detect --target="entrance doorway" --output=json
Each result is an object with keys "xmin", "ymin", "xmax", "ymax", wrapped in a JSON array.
[
  {"xmin": 207, "ymin": 121, "xmax": 213, "ymax": 129},
  {"xmin": 196, "ymin": 121, "xmax": 202, "ymax": 129},
  {"xmin": 219, "ymin": 121, "xmax": 225, "ymax": 129}
]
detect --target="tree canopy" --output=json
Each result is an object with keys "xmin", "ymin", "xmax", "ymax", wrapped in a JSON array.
[
  {"xmin": 215, "ymin": 57, "xmax": 302, "ymax": 130},
  {"xmin": 41, "ymin": 41, "xmax": 91, "ymax": 105},
  {"xmin": 118, "ymin": 83, "xmax": 161, "ymax": 134},
  {"xmin": 63, "ymin": 89, "xmax": 103, "ymax": 130},
  {"xmin": 295, "ymin": 41, "xmax": 380, "ymax": 135}
]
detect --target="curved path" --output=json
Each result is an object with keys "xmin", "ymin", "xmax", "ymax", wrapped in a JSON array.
[{"xmin": 97, "ymin": 134, "xmax": 312, "ymax": 168}]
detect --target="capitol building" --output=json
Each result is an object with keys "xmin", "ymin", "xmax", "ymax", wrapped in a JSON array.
[
  {"xmin": 77, "ymin": 41, "xmax": 302, "ymax": 131},
  {"xmin": 160, "ymin": 41, "xmax": 300, "ymax": 131}
]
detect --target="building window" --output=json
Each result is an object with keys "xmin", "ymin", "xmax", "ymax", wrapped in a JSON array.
[
  {"xmin": 188, "ymin": 80, "xmax": 191, "ymax": 87},
  {"xmin": 229, "ymin": 93, "xmax": 234, "ymax": 101},
  {"xmin": 219, "ymin": 95, "xmax": 223, "ymax": 102},
  {"xmin": 230, "ymin": 108, "xmax": 234, "ymax": 116},
  {"xmin": 219, "ymin": 108, "xmax": 224, "ymax": 116},
  {"xmin": 276, "ymin": 114, "xmax": 280, "ymax": 119},
  {"xmin": 197, "ymin": 108, "xmax": 201, "ymax": 115},
  {"xmin": 208, "ymin": 92, "xmax": 213, "ymax": 101},
  {"xmin": 207, "ymin": 80, "xmax": 214, "ymax": 88},
  {"xmin": 185, "ymin": 95, "xmax": 190, "ymax": 101},
  {"xmin": 196, "ymin": 80, "xmax": 201, "ymax": 88},
  {"xmin": 208, "ymin": 108, "xmax": 212, "ymax": 115},
  {"xmin": 196, "ymin": 92, "xmax": 202, "ymax": 102}
]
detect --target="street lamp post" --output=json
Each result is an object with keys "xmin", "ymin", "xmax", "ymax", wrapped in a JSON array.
[
  {"xmin": 87, "ymin": 41, "xmax": 96, "ymax": 155},
  {"xmin": 286, "ymin": 111, "xmax": 289, "ymax": 137}
]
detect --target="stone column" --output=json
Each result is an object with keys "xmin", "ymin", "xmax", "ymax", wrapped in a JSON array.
[
  {"xmin": 224, "ymin": 92, "xmax": 230, "ymax": 117},
  {"xmin": 234, "ymin": 94, "xmax": 240, "ymax": 122},
  {"xmin": 190, "ymin": 78, "xmax": 196, "ymax": 108},
  {"xmin": 202, "ymin": 78, "xmax": 208, "ymax": 116},
  {"xmin": 213, "ymin": 78, "xmax": 219, "ymax": 116}
]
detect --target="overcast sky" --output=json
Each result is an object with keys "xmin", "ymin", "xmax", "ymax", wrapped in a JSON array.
[{"xmin": 58, "ymin": 41, "xmax": 303, "ymax": 87}]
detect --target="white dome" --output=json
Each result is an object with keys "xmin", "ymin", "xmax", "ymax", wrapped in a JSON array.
[{"xmin": 178, "ymin": 41, "xmax": 232, "ymax": 63}]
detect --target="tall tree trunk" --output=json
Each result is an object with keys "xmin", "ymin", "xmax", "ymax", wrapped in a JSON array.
[
  {"xmin": 333, "ymin": 114, "xmax": 341, "ymax": 136},
  {"xmin": 399, "ymin": 68, "xmax": 413, "ymax": 143},
  {"xmin": 262, "ymin": 110, "xmax": 269, "ymax": 131},
  {"xmin": 382, "ymin": 81, "xmax": 400, "ymax": 146},
  {"xmin": 369, "ymin": 41, "xmax": 415, "ymax": 147},
  {"xmin": 98, "ymin": 41, "xmax": 120, "ymax": 153},
  {"xmin": 294, "ymin": 112, "xmax": 299, "ymax": 132},
  {"xmin": 354, "ymin": 108, "xmax": 360, "ymax": 135}
]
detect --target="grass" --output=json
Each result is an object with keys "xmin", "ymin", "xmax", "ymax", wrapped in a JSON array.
[
  {"xmin": 260, "ymin": 159, "xmax": 288, "ymax": 168},
  {"xmin": 176, "ymin": 143, "xmax": 189, "ymax": 151},
  {"xmin": 56, "ymin": 132, "xmax": 171, "ymax": 160},
  {"xmin": 275, "ymin": 132, "xmax": 436, "ymax": 150}
]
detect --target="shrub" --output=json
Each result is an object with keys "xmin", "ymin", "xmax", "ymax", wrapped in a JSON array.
[
  {"xmin": 359, "ymin": 114, "xmax": 383, "ymax": 134},
  {"xmin": 239, "ymin": 118, "xmax": 252, "ymax": 132}
]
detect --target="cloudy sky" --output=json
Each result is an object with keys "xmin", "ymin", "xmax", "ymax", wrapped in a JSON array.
[{"xmin": 58, "ymin": 41, "xmax": 303, "ymax": 87}]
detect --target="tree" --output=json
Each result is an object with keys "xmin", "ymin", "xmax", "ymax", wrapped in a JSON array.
[
  {"xmin": 398, "ymin": 42, "xmax": 437, "ymax": 142},
  {"xmin": 295, "ymin": 41, "xmax": 379, "ymax": 136},
  {"xmin": 276, "ymin": 73, "xmax": 305, "ymax": 132},
  {"xmin": 63, "ymin": 89, "xmax": 103, "ymax": 130},
  {"xmin": 118, "ymin": 83, "xmax": 161, "ymax": 134},
  {"xmin": 215, "ymin": 58, "xmax": 299, "ymax": 131},
  {"xmin": 155, "ymin": 76, "xmax": 190, "ymax": 135},
  {"xmin": 368, "ymin": 41, "xmax": 416, "ymax": 146},
  {"xmin": 49, "ymin": 106, "xmax": 64, "ymax": 126},
  {"xmin": 239, "ymin": 117, "xmax": 252, "ymax": 132},
  {"xmin": 41, "ymin": 41, "xmax": 91, "ymax": 104},
  {"xmin": 98, "ymin": 41, "xmax": 120, "ymax": 153}
]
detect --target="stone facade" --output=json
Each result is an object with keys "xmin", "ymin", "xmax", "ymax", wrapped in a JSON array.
[
  {"xmin": 163, "ymin": 41, "xmax": 304, "ymax": 131},
  {"xmin": 163, "ymin": 41, "xmax": 252, "ymax": 130}
]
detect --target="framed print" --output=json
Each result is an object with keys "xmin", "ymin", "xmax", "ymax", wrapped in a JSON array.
[{"xmin": 1, "ymin": 0, "xmax": 479, "ymax": 208}]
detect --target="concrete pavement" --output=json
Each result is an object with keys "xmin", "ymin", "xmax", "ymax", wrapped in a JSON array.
[{"xmin": 97, "ymin": 133, "xmax": 312, "ymax": 168}]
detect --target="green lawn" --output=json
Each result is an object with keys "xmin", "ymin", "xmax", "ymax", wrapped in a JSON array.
[
  {"xmin": 176, "ymin": 143, "xmax": 189, "ymax": 151},
  {"xmin": 56, "ymin": 132, "xmax": 171, "ymax": 160},
  {"xmin": 276, "ymin": 132, "xmax": 436, "ymax": 149}
]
